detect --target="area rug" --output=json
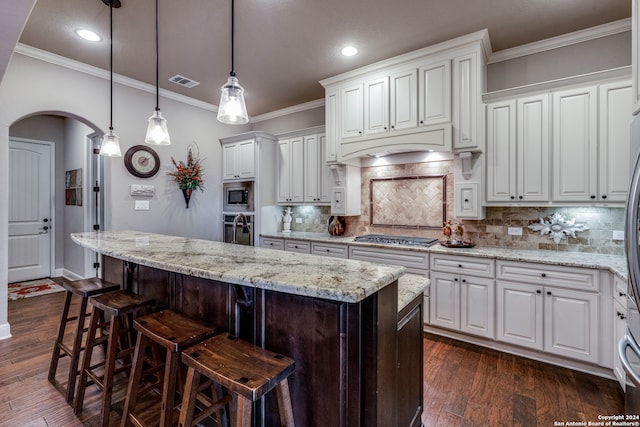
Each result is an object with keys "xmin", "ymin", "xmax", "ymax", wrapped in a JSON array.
[{"xmin": 8, "ymin": 278, "xmax": 65, "ymax": 301}]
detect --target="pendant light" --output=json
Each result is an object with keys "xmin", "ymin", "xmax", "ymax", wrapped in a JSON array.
[
  {"xmin": 217, "ymin": 0, "xmax": 248, "ymax": 125},
  {"xmin": 144, "ymin": 0, "xmax": 171, "ymax": 145},
  {"xmin": 99, "ymin": 0, "xmax": 122, "ymax": 157}
]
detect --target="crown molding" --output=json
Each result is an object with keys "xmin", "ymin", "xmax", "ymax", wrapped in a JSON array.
[
  {"xmin": 250, "ymin": 98, "xmax": 325, "ymax": 123},
  {"xmin": 488, "ymin": 18, "xmax": 631, "ymax": 64},
  {"xmin": 13, "ymin": 43, "xmax": 218, "ymax": 112}
]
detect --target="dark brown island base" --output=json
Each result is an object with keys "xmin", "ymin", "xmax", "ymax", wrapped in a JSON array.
[{"xmin": 71, "ymin": 231, "xmax": 425, "ymax": 426}]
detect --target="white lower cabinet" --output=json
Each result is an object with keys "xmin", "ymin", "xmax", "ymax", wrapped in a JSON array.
[
  {"xmin": 429, "ymin": 254, "xmax": 495, "ymax": 338},
  {"xmin": 496, "ymin": 260, "xmax": 600, "ymax": 364},
  {"xmin": 430, "ymin": 271, "xmax": 494, "ymax": 338}
]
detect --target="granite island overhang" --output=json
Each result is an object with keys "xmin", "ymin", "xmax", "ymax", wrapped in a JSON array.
[{"xmin": 71, "ymin": 231, "xmax": 422, "ymax": 427}]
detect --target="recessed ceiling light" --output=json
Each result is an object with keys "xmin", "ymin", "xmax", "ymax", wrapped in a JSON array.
[
  {"xmin": 340, "ymin": 46, "xmax": 359, "ymax": 57},
  {"xmin": 75, "ymin": 29, "xmax": 102, "ymax": 42}
]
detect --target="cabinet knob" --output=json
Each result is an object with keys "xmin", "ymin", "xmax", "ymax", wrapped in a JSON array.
[
  {"xmin": 590, "ymin": 195, "xmax": 596, "ymax": 199},
  {"xmin": 391, "ymin": 125, "xmax": 395, "ymax": 129},
  {"xmin": 358, "ymin": 131, "xmax": 362, "ymax": 134},
  {"xmin": 384, "ymin": 127, "xmax": 387, "ymax": 130},
  {"xmin": 518, "ymin": 196, "xmax": 523, "ymax": 200},
  {"xmin": 326, "ymin": 249, "xmax": 330, "ymax": 252},
  {"xmin": 618, "ymin": 312, "xmax": 627, "ymax": 319},
  {"xmin": 458, "ymin": 264, "xmax": 462, "ymax": 268},
  {"xmin": 602, "ymin": 195, "xmax": 607, "ymax": 199},
  {"xmin": 620, "ymin": 292, "xmax": 627, "ymax": 297},
  {"xmin": 510, "ymin": 196, "xmax": 515, "ymax": 200},
  {"xmin": 464, "ymin": 199, "xmax": 469, "ymax": 202},
  {"xmin": 462, "ymin": 279, "xmax": 466, "ymax": 283},
  {"xmin": 454, "ymin": 278, "xmax": 459, "ymax": 282},
  {"xmin": 536, "ymin": 290, "xmax": 542, "ymax": 294},
  {"xmin": 541, "ymin": 273, "xmax": 546, "ymax": 278},
  {"xmin": 420, "ymin": 120, "xmax": 424, "ymax": 124},
  {"xmin": 547, "ymin": 291, "xmax": 552, "ymax": 296}
]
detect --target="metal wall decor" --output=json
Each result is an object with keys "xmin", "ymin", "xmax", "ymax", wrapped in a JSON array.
[{"xmin": 527, "ymin": 212, "xmax": 589, "ymax": 244}]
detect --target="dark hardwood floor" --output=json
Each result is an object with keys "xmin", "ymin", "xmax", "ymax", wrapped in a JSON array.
[{"xmin": 0, "ymin": 282, "xmax": 625, "ymax": 426}]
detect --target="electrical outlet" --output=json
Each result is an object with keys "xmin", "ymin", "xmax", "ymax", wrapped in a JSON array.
[
  {"xmin": 507, "ymin": 227, "xmax": 523, "ymax": 236},
  {"xmin": 134, "ymin": 200, "xmax": 149, "ymax": 210},
  {"xmin": 295, "ymin": 217, "xmax": 302, "ymax": 224},
  {"xmin": 613, "ymin": 230, "xmax": 625, "ymax": 241}
]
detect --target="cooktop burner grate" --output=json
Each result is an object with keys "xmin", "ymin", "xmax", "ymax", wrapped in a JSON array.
[{"xmin": 353, "ymin": 234, "xmax": 438, "ymax": 247}]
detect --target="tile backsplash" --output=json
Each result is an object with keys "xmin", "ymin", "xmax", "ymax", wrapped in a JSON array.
[{"xmin": 281, "ymin": 160, "xmax": 625, "ymax": 255}]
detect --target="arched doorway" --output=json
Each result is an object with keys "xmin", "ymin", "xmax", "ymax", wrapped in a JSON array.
[{"xmin": 8, "ymin": 112, "xmax": 104, "ymax": 282}]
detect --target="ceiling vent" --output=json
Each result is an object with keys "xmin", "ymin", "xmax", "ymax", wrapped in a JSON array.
[{"xmin": 168, "ymin": 74, "xmax": 200, "ymax": 88}]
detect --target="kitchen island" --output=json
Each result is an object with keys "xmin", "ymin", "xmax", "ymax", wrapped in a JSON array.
[{"xmin": 71, "ymin": 231, "xmax": 422, "ymax": 427}]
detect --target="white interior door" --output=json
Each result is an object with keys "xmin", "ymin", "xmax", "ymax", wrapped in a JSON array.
[{"xmin": 8, "ymin": 139, "xmax": 52, "ymax": 283}]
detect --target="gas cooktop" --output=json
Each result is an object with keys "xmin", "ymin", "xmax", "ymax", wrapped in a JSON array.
[{"xmin": 353, "ymin": 234, "xmax": 438, "ymax": 248}]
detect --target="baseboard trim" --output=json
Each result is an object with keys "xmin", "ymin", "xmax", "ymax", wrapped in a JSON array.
[
  {"xmin": 0, "ymin": 322, "xmax": 12, "ymax": 340},
  {"xmin": 57, "ymin": 268, "xmax": 84, "ymax": 281}
]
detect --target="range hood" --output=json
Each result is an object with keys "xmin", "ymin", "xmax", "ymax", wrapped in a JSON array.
[{"xmin": 337, "ymin": 122, "xmax": 451, "ymax": 162}]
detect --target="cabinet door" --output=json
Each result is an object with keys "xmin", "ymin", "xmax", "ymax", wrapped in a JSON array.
[
  {"xmin": 318, "ymin": 134, "xmax": 331, "ymax": 203},
  {"xmin": 453, "ymin": 52, "xmax": 480, "ymax": 151},
  {"xmin": 236, "ymin": 139, "xmax": 255, "ymax": 179},
  {"xmin": 460, "ymin": 276, "xmax": 494, "ymax": 338},
  {"xmin": 544, "ymin": 287, "xmax": 598, "ymax": 363},
  {"xmin": 496, "ymin": 281, "xmax": 543, "ymax": 350},
  {"xmin": 552, "ymin": 86, "xmax": 598, "ymax": 201},
  {"xmin": 397, "ymin": 303, "xmax": 423, "ymax": 427},
  {"xmin": 340, "ymin": 83, "xmax": 363, "ymax": 139},
  {"xmin": 486, "ymin": 100, "xmax": 516, "ymax": 202},
  {"xmin": 517, "ymin": 94, "xmax": 549, "ymax": 202},
  {"xmin": 614, "ymin": 300, "xmax": 627, "ymax": 389},
  {"xmin": 289, "ymin": 137, "xmax": 304, "ymax": 203},
  {"xmin": 277, "ymin": 139, "xmax": 291, "ymax": 203},
  {"xmin": 454, "ymin": 182, "xmax": 482, "ymax": 219},
  {"xmin": 634, "ymin": 0, "xmax": 640, "ymax": 115},
  {"xmin": 303, "ymin": 135, "xmax": 320, "ymax": 203},
  {"xmin": 325, "ymin": 91, "xmax": 339, "ymax": 163},
  {"xmin": 222, "ymin": 143, "xmax": 238, "ymax": 180},
  {"xmin": 390, "ymin": 69, "xmax": 418, "ymax": 131},
  {"xmin": 364, "ymin": 77, "xmax": 389, "ymax": 135},
  {"xmin": 599, "ymin": 81, "xmax": 632, "ymax": 202},
  {"xmin": 429, "ymin": 272, "xmax": 460, "ymax": 330},
  {"xmin": 419, "ymin": 60, "xmax": 451, "ymax": 126}
]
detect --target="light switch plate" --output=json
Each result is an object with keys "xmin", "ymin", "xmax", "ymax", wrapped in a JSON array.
[
  {"xmin": 613, "ymin": 230, "xmax": 624, "ymax": 241},
  {"xmin": 135, "ymin": 200, "xmax": 150, "ymax": 210},
  {"xmin": 295, "ymin": 217, "xmax": 302, "ymax": 224}
]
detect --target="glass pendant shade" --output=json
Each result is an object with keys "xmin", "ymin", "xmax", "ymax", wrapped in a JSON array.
[
  {"xmin": 145, "ymin": 109, "xmax": 171, "ymax": 145},
  {"xmin": 217, "ymin": 76, "xmax": 248, "ymax": 124},
  {"xmin": 99, "ymin": 128, "xmax": 122, "ymax": 157}
]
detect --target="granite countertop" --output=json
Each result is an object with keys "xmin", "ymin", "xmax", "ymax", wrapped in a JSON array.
[
  {"xmin": 71, "ymin": 231, "xmax": 405, "ymax": 303},
  {"xmin": 398, "ymin": 274, "xmax": 429, "ymax": 313},
  {"xmin": 260, "ymin": 231, "xmax": 628, "ymax": 280}
]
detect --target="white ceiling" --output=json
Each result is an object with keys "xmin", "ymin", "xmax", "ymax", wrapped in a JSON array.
[{"xmin": 16, "ymin": 0, "xmax": 631, "ymax": 117}]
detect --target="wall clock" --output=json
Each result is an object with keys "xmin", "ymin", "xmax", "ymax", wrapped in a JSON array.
[{"xmin": 124, "ymin": 145, "xmax": 160, "ymax": 178}]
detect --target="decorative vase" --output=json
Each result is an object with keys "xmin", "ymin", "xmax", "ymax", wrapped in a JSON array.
[
  {"xmin": 182, "ymin": 188, "xmax": 192, "ymax": 208},
  {"xmin": 328, "ymin": 216, "xmax": 345, "ymax": 236}
]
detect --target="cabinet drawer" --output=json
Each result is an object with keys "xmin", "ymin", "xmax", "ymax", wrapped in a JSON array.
[
  {"xmin": 496, "ymin": 260, "xmax": 598, "ymax": 292},
  {"xmin": 311, "ymin": 242, "xmax": 348, "ymax": 259},
  {"xmin": 285, "ymin": 240, "xmax": 311, "ymax": 254},
  {"xmin": 260, "ymin": 238, "xmax": 284, "ymax": 250},
  {"xmin": 430, "ymin": 254, "xmax": 494, "ymax": 278},
  {"xmin": 348, "ymin": 246, "xmax": 428, "ymax": 275}
]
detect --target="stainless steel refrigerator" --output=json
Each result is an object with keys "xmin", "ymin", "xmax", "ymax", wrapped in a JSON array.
[{"xmin": 620, "ymin": 115, "xmax": 640, "ymax": 413}]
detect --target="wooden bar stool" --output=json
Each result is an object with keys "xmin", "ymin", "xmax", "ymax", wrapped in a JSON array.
[
  {"xmin": 48, "ymin": 277, "xmax": 120, "ymax": 403},
  {"xmin": 178, "ymin": 333, "xmax": 296, "ymax": 427},
  {"xmin": 121, "ymin": 309, "xmax": 218, "ymax": 427},
  {"xmin": 74, "ymin": 290, "xmax": 155, "ymax": 427}
]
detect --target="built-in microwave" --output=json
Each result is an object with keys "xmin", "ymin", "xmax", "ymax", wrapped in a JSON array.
[{"xmin": 223, "ymin": 181, "xmax": 253, "ymax": 212}]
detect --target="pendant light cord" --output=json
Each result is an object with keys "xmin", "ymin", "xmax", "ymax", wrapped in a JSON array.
[
  {"xmin": 155, "ymin": 0, "xmax": 160, "ymax": 110},
  {"xmin": 230, "ymin": 0, "xmax": 235, "ymax": 77},
  {"xmin": 109, "ymin": 0, "xmax": 114, "ymax": 131}
]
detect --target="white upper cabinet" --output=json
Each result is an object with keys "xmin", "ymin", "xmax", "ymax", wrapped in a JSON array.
[
  {"xmin": 320, "ymin": 30, "xmax": 490, "ymax": 161},
  {"xmin": 277, "ymin": 137, "xmax": 304, "ymax": 203},
  {"xmin": 599, "ymin": 80, "xmax": 632, "ymax": 202},
  {"xmin": 325, "ymin": 90, "xmax": 339, "ymax": 163},
  {"xmin": 552, "ymin": 86, "xmax": 598, "ymax": 202},
  {"xmin": 389, "ymin": 68, "xmax": 418, "ymax": 131},
  {"xmin": 453, "ymin": 52, "xmax": 483, "ymax": 151},
  {"xmin": 222, "ymin": 139, "xmax": 255, "ymax": 181},
  {"xmin": 340, "ymin": 83, "xmax": 364, "ymax": 140},
  {"xmin": 633, "ymin": 0, "xmax": 640, "ymax": 115},
  {"xmin": 419, "ymin": 60, "xmax": 451, "ymax": 126},
  {"xmin": 303, "ymin": 134, "xmax": 331, "ymax": 204},
  {"xmin": 364, "ymin": 77, "xmax": 389, "ymax": 135},
  {"xmin": 486, "ymin": 94, "xmax": 549, "ymax": 203}
]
